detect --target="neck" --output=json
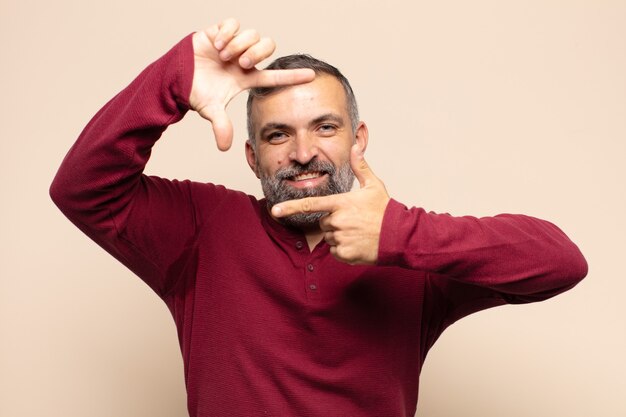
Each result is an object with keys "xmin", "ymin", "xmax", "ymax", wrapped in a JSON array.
[{"xmin": 305, "ymin": 230, "xmax": 324, "ymax": 251}]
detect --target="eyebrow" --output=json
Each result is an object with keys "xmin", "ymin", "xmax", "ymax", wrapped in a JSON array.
[
  {"xmin": 258, "ymin": 113, "xmax": 346, "ymax": 139},
  {"xmin": 310, "ymin": 113, "xmax": 345, "ymax": 128}
]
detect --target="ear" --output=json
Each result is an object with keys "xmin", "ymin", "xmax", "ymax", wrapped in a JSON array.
[
  {"xmin": 354, "ymin": 121, "xmax": 369, "ymax": 154},
  {"xmin": 245, "ymin": 140, "xmax": 260, "ymax": 178}
]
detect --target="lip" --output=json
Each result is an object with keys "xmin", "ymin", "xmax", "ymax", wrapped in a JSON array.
[{"xmin": 284, "ymin": 172, "xmax": 329, "ymax": 189}]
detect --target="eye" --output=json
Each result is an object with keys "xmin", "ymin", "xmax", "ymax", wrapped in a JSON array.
[
  {"xmin": 266, "ymin": 131, "xmax": 288, "ymax": 143},
  {"xmin": 318, "ymin": 124, "xmax": 337, "ymax": 135}
]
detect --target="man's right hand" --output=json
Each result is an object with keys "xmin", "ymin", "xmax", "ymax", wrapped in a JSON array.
[{"xmin": 190, "ymin": 18, "xmax": 315, "ymax": 151}]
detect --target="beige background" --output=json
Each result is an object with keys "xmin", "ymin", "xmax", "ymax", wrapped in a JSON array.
[{"xmin": 1, "ymin": 0, "xmax": 625, "ymax": 416}]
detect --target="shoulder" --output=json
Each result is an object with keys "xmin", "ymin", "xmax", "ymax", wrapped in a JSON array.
[{"xmin": 185, "ymin": 179, "xmax": 263, "ymax": 222}]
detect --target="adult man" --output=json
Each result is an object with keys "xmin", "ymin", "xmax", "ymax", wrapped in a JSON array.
[{"xmin": 50, "ymin": 19, "xmax": 587, "ymax": 417}]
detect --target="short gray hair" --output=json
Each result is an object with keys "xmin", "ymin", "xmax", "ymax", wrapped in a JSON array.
[{"xmin": 246, "ymin": 54, "xmax": 359, "ymax": 142}]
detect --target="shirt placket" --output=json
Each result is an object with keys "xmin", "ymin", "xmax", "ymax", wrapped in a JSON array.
[{"xmin": 294, "ymin": 239, "xmax": 322, "ymax": 301}]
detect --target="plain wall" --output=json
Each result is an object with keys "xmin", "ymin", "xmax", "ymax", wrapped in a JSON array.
[{"xmin": 1, "ymin": 0, "xmax": 624, "ymax": 416}]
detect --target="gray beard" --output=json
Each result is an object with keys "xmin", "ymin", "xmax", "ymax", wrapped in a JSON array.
[{"xmin": 260, "ymin": 159, "xmax": 355, "ymax": 229}]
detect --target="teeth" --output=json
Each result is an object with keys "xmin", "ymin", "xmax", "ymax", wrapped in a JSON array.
[{"xmin": 293, "ymin": 171, "xmax": 322, "ymax": 181}]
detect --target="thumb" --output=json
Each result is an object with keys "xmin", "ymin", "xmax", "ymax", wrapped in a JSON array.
[
  {"xmin": 197, "ymin": 105, "xmax": 234, "ymax": 151},
  {"xmin": 350, "ymin": 143, "xmax": 376, "ymax": 188}
]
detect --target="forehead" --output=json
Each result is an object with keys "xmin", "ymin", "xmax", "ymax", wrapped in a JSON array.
[{"xmin": 251, "ymin": 75, "xmax": 348, "ymax": 130}]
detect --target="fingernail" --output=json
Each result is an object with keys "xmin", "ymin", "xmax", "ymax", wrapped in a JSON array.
[
  {"xmin": 214, "ymin": 39, "xmax": 224, "ymax": 50},
  {"xmin": 240, "ymin": 56, "xmax": 251, "ymax": 68},
  {"xmin": 272, "ymin": 205, "xmax": 282, "ymax": 216},
  {"xmin": 220, "ymin": 51, "xmax": 231, "ymax": 61}
]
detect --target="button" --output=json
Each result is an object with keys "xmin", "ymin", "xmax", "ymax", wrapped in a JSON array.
[
  {"xmin": 295, "ymin": 241, "xmax": 304, "ymax": 250},
  {"xmin": 309, "ymin": 284, "xmax": 318, "ymax": 291},
  {"xmin": 307, "ymin": 264, "xmax": 314, "ymax": 272}
]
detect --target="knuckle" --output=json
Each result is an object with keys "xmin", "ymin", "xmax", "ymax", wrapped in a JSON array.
[
  {"xmin": 245, "ymin": 40, "xmax": 272, "ymax": 65},
  {"xmin": 331, "ymin": 214, "xmax": 346, "ymax": 228},
  {"xmin": 205, "ymin": 25, "xmax": 219, "ymax": 38},
  {"xmin": 241, "ymin": 28, "xmax": 260, "ymax": 42},
  {"xmin": 335, "ymin": 246, "xmax": 353, "ymax": 263},
  {"xmin": 328, "ymin": 217, "xmax": 342, "ymax": 230},
  {"xmin": 262, "ymin": 37, "xmax": 276, "ymax": 53},
  {"xmin": 272, "ymin": 71, "xmax": 283, "ymax": 86},
  {"xmin": 222, "ymin": 17, "xmax": 239, "ymax": 28}
]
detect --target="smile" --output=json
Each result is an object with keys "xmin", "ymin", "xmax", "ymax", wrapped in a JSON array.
[
  {"xmin": 291, "ymin": 171, "xmax": 324, "ymax": 181},
  {"xmin": 285, "ymin": 171, "xmax": 329, "ymax": 189}
]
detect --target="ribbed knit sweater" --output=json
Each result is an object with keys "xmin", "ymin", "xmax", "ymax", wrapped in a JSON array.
[{"xmin": 50, "ymin": 34, "xmax": 588, "ymax": 417}]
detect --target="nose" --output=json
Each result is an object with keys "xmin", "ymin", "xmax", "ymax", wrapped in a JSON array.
[{"xmin": 289, "ymin": 131, "xmax": 319, "ymax": 165}]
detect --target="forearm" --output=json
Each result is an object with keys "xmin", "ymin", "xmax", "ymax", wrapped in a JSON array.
[
  {"xmin": 49, "ymin": 34, "xmax": 194, "ymax": 233},
  {"xmin": 378, "ymin": 199, "xmax": 588, "ymax": 301}
]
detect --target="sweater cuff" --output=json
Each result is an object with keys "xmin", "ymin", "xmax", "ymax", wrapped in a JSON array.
[
  {"xmin": 377, "ymin": 198, "xmax": 420, "ymax": 267},
  {"xmin": 171, "ymin": 33, "xmax": 195, "ymax": 110}
]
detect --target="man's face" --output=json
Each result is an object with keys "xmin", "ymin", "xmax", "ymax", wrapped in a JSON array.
[{"xmin": 246, "ymin": 75, "xmax": 368, "ymax": 229}]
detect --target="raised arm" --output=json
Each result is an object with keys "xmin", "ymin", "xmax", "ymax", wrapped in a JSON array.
[{"xmin": 49, "ymin": 20, "xmax": 314, "ymax": 294}]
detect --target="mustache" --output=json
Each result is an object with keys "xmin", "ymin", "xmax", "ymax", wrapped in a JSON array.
[{"xmin": 274, "ymin": 160, "xmax": 337, "ymax": 181}]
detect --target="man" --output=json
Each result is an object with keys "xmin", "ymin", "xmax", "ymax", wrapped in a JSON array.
[{"xmin": 50, "ymin": 19, "xmax": 587, "ymax": 417}]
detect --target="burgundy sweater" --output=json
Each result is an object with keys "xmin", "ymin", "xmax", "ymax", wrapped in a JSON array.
[{"xmin": 50, "ymin": 34, "xmax": 588, "ymax": 417}]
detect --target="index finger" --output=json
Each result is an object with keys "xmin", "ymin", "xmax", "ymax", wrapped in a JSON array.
[
  {"xmin": 246, "ymin": 68, "xmax": 315, "ymax": 90},
  {"xmin": 272, "ymin": 194, "xmax": 340, "ymax": 218}
]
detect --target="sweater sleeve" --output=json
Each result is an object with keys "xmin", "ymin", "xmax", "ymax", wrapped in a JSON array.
[
  {"xmin": 50, "ymin": 34, "xmax": 220, "ymax": 296},
  {"xmin": 378, "ymin": 199, "xmax": 588, "ymax": 305}
]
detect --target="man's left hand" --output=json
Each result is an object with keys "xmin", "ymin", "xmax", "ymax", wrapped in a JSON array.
[{"xmin": 272, "ymin": 145, "xmax": 390, "ymax": 265}]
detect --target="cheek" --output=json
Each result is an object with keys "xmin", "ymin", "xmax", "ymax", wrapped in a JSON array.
[
  {"xmin": 320, "ymin": 142, "xmax": 351, "ymax": 165},
  {"xmin": 257, "ymin": 149, "xmax": 287, "ymax": 175}
]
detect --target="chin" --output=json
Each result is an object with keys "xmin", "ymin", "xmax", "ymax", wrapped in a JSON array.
[{"xmin": 280, "ymin": 211, "xmax": 327, "ymax": 229}]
